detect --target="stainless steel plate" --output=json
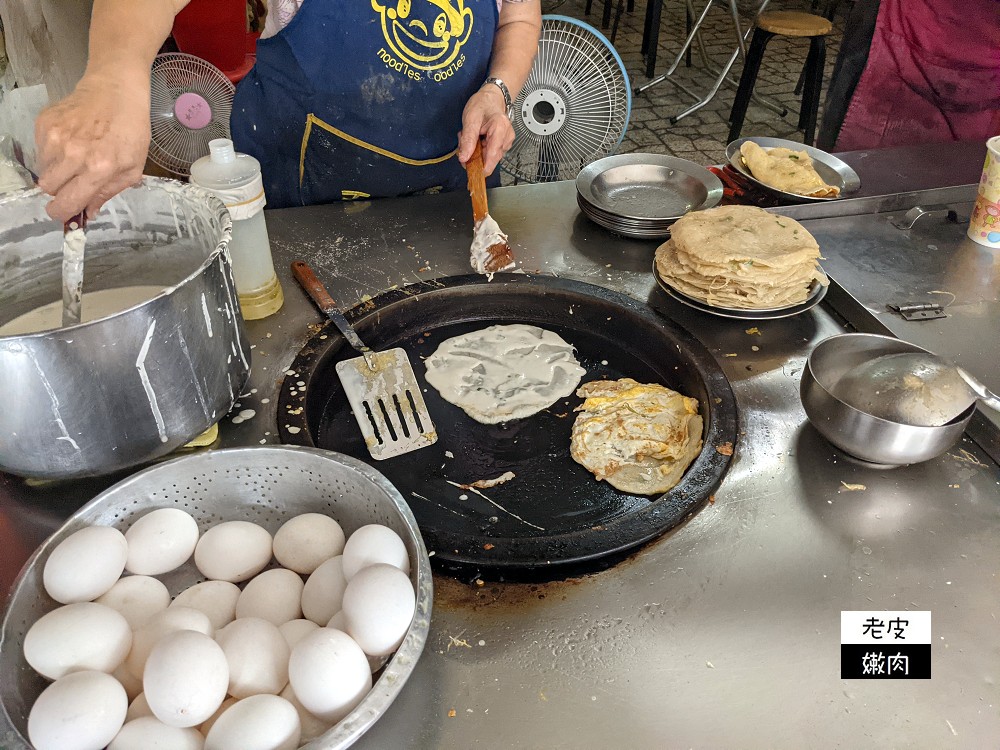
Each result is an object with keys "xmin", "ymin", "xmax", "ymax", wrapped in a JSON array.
[
  {"xmin": 577, "ymin": 153, "xmax": 723, "ymax": 221},
  {"xmin": 576, "ymin": 194, "xmax": 673, "ymax": 240},
  {"xmin": 653, "ymin": 259, "xmax": 829, "ymax": 320},
  {"xmin": 726, "ymin": 137, "xmax": 861, "ymax": 203}
]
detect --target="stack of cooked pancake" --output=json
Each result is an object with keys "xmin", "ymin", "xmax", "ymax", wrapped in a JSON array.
[
  {"xmin": 570, "ymin": 378, "xmax": 703, "ymax": 496},
  {"xmin": 654, "ymin": 204, "xmax": 828, "ymax": 309}
]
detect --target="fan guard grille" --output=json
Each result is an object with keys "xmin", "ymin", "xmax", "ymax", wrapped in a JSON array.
[
  {"xmin": 503, "ymin": 16, "xmax": 630, "ymax": 184},
  {"xmin": 149, "ymin": 53, "xmax": 235, "ymax": 176}
]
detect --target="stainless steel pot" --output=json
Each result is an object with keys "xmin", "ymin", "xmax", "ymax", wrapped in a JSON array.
[
  {"xmin": 800, "ymin": 333, "xmax": 973, "ymax": 466},
  {"xmin": 0, "ymin": 178, "xmax": 250, "ymax": 479}
]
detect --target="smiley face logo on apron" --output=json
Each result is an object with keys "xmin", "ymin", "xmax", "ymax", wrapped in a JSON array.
[{"xmin": 371, "ymin": 0, "xmax": 474, "ymax": 72}]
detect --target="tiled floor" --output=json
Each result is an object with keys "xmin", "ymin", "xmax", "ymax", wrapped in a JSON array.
[{"xmin": 536, "ymin": 0, "xmax": 843, "ymax": 167}]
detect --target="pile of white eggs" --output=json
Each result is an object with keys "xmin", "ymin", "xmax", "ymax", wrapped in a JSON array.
[{"xmin": 22, "ymin": 509, "xmax": 418, "ymax": 750}]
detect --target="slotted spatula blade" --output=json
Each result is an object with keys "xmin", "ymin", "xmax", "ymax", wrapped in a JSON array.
[
  {"xmin": 291, "ymin": 261, "xmax": 437, "ymax": 460},
  {"xmin": 336, "ymin": 350, "xmax": 437, "ymax": 459}
]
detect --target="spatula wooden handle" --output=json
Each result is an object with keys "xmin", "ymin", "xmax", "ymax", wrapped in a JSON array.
[
  {"xmin": 466, "ymin": 139, "xmax": 489, "ymax": 224},
  {"xmin": 291, "ymin": 260, "xmax": 338, "ymax": 313},
  {"xmin": 291, "ymin": 260, "xmax": 370, "ymax": 355}
]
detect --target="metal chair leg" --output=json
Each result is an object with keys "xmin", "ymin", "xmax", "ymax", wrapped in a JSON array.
[
  {"xmin": 800, "ymin": 35, "xmax": 826, "ymax": 145},
  {"xmin": 728, "ymin": 28, "xmax": 773, "ymax": 143},
  {"xmin": 643, "ymin": 0, "xmax": 665, "ymax": 79}
]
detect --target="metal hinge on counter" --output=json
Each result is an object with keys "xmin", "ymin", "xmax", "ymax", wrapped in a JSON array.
[
  {"xmin": 890, "ymin": 205, "xmax": 967, "ymax": 230},
  {"xmin": 887, "ymin": 303, "xmax": 947, "ymax": 321}
]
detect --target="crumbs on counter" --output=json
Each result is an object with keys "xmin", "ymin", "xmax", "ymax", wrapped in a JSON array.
[
  {"xmin": 716, "ymin": 442, "xmax": 734, "ymax": 456},
  {"xmin": 840, "ymin": 482, "xmax": 866, "ymax": 491}
]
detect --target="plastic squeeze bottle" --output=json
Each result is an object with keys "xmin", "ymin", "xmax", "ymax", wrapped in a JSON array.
[{"xmin": 190, "ymin": 138, "xmax": 283, "ymax": 319}]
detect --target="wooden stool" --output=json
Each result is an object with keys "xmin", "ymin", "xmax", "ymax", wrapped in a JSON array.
[{"xmin": 727, "ymin": 10, "xmax": 833, "ymax": 146}]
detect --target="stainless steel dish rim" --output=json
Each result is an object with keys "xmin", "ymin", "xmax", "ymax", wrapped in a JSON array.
[
  {"xmin": 0, "ymin": 179, "xmax": 231, "ymax": 338},
  {"xmin": 0, "ymin": 444, "xmax": 433, "ymax": 750},
  {"xmin": 725, "ymin": 136, "xmax": 862, "ymax": 202},
  {"xmin": 576, "ymin": 153, "xmax": 724, "ymax": 219},
  {"xmin": 806, "ymin": 333, "xmax": 976, "ymax": 429},
  {"xmin": 652, "ymin": 258, "xmax": 829, "ymax": 317}
]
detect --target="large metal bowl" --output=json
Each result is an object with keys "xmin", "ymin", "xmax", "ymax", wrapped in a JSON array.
[
  {"xmin": 0, "ymin": 445, "xmax": 433, "ymax": 749},
  {"xmin": 801, "ymin": 333, "xmax": 973, "ymax": 466},
  {"xmin": 0, "ymin": 179, "xmax": 249, "ymax": 479}
]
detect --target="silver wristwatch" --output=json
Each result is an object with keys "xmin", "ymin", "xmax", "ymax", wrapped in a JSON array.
[{"xmin": 484, "ymin": 77, "xmax": 514, "ymax": 121}]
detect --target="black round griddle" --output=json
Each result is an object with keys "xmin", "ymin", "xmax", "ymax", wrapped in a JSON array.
[{"xmin": 278, "ymin": 274, "xmax": 737, "ymax": 579}]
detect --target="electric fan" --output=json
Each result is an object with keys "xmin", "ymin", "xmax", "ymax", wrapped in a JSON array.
[
  {"xmin": 502, "ymin": 15, "xmax": 631, "ymax": 184},
  {"xmin": 148, "ymin": 53, "xmax": 235, "ymax": 176}
]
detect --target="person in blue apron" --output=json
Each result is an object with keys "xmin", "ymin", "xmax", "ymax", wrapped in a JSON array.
[{"xmin": 33, "ymin": 0, "xmax": 541, "ymax": 220}]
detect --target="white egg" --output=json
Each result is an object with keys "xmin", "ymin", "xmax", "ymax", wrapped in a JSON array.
[
  {"xmin": 326, "ymin": 610, "xmax": 346, "ymax": 630},
  {"xmin": 109, "ymin": 716, "xmax": 205, "ymax": 750},
  {"xmin": 114, "ymin": 662, "xmax": 145, "ymax": 702},
  {"xmin": 43, "ymin": 526, "xmax": 128, "ymax": 603},
  {"xmin": 124, "ymin": 508, "xmax": 200, "ymax": 575},
  {"xmin": 97, "ymin": 575, "xmax": 171, "ymax": 629},
  {"xmin": 328, "ymin": 610, "xmax": 386, "ymax": 674},
  {"xmin": 288, "ymin": 628, "xmax": 372, "ymax": 723},
  {"xmin": 28, "ymin": 670, "xmax": 128, "ymax": 750},
  {"xmin": 143, "ymin": 630, "xmax": 229, "ymax": 728},
  {"xmin": 278, "ymin": 684, "xmax": 332, "ymax": 745},
  {"xmin": 194, "ymin": 521, "xmax": 272, "ymax": 583},
  {"xmin": 199, "ymin": 697, "xmax": 237, "ymax": 736},
  {"xmin": 170, "ymin": 580, "xmax": 241, "ymax": 630},
  {"xmin": 126, "ymin": 692, "xmax": 154, "ymax": 723},
  {"xmin": 126, "ymin": 606, "xmax": 214, "ymax": 680},
  {"xmin": 342, "ymin": 563, "xmax": 416, "ymax": 657},
  {"xmin": 278, "ymin": 618, "xmax": 320, "ymax": 651},
  {"xmin": 235, "ymin": 568, "xmax": 304, "ymax": 625},
  {"xmin": 300, "ymin": 555, "xmax": 347, "ymax": 625},
  {"xmin": 272, "ymin": 513, "xmax": 345, "ymax": 574},
  {"xmin": 341, "ymin": 524, "xmax": 410, "ymax": 580},
  {"xmin": 24, "ymin": 601, "xmax": 132, "ymax": 680},
  {"xmin": 204, "ymin": 694, "xmax": 300, "ymax": 750},
  {"xmin": 215, "ymin": 617, "xmax": 290, "ymax": 698}
]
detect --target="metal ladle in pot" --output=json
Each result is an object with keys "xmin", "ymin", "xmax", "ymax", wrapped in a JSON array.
[
  {"xmin": 61, "ymin": 212, "xmax": 87, "ymax": 326},
  {"xmin": 831, "ymin": 352, "xmax": 1000, "ymax": 427}
]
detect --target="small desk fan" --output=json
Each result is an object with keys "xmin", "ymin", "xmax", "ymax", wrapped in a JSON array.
[
  {"xmin": 502, "ymin": 15, "xmax": 631, "ymax": 183},
  {"xmin": 148, "ymin": 53, "xmax": 235, "ymax": 176}
]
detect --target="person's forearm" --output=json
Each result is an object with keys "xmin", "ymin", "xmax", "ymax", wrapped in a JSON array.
[
  {"xmin": 486, "ymin": 3, "xmax": 542, "ymax": 99},
  {"xmin": 85, "ymin": 0, "xmax": 190, "ymax": 82}
]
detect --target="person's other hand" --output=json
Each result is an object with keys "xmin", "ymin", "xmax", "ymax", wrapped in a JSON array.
[
  {"xmin": 457, "ymin": 87, "xmax": 514, "ymax": 175},
  {"xmin": 35, "ymin": 72, "xmax": 151, "ymax": 222}
]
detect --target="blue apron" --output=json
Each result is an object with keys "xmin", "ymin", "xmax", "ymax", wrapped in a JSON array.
[{"xmin": 232, "ymin": 0, "xmax": 498, "ymax": 207}]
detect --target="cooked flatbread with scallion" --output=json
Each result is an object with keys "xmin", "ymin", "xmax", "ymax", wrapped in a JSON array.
[{"xmin": 740, "ymin": 141, "xmax": 840, "ymax": 198}]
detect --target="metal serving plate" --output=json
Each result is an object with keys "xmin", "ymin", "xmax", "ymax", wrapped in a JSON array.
[
  {"xmin": 726, "ymin": 136, "xmax": 861, "ymax": 203},
  {"xmin": 575, "ymin": 194, "xmax": 673, "ymax": 240},
  {"xmin": 653, "ymin": 259, "xmax": 829, "ymax": 320},
  {"xmin": 577, "ymin": 153, "xmax": 723, "ymax": 221}
]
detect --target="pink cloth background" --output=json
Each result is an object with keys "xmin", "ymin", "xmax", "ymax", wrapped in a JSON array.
[{"xmin": 836, "ymin": 0, "xmax": 1000, "ymax": 151}]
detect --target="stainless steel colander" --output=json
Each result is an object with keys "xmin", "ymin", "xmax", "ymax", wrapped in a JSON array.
[{"xmin": 0, "ymin": 445, "xmax": 432, "ymax": 749}]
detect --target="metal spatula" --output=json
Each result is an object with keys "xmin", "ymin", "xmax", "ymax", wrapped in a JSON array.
[{"xmin": 291, "ymin": 261, "xmax": 437, "ymax": 459}]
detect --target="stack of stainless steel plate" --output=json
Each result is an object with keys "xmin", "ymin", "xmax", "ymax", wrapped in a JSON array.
[{"xmin": 576, "ymin": 153, "xmax": 724, "ymax": 239}]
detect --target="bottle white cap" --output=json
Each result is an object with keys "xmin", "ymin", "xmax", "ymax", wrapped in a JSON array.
[{"xmin": 209, "ymin": 138, "xmax": 237, "ymax": 164}]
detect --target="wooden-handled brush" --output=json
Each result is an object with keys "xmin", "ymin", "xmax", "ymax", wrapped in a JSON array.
[{"xmin": 465, "ymin": 140, "xmax": 515, "ymax": 274}]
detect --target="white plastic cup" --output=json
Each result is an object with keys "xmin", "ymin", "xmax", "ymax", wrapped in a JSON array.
[{"xmin": 967, "ymin": 135, "xmax": 1000, "ymax": 248}]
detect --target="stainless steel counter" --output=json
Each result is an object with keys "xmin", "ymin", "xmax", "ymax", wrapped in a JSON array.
[{"xmin": 2, "ymin": 141, "xmax": 999, "ymax": 748}]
